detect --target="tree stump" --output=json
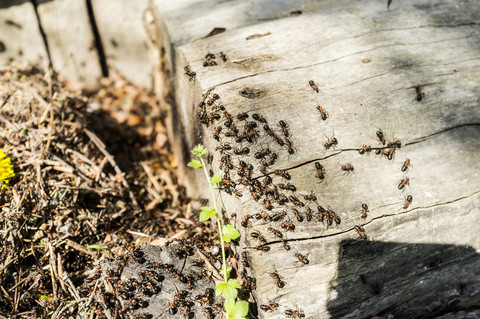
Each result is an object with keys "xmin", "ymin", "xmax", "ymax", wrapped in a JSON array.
[{"xmin": 150, "ymin": 0, "xmax": 480, "ymax": 318}]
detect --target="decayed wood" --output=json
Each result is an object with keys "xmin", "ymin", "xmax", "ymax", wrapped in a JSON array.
[
  {"xmin": 91, "ymin": 0, "xmax": 152, "ymax": 89},
  {"xmin": 0, "ymin": 1, "xmax": 48, "ymax": 70},
  {"xmin": 152, "ymin": 0, "xmax": 480, "ymax": 317},
  {"xmin": 36, "ymin": 0, "xmax": 102, "ymax": 90}
]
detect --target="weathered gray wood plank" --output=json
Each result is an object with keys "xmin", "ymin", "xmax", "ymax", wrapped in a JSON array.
[
  {"xmin": 91, "ymin": 0, "xmax": 152, "ymax": 89},
  {"xmin": 0, "ymin": 0, "xmax": 48, "ymax": 70},
  {"xmin": 152, "ymin": 0, "xmax": 480, "ymax": 318},
  {"xmin": 36, "ymin": 0, "xmax": 102, "ymax": 90}
]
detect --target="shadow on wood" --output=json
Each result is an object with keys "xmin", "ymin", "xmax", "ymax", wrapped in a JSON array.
[{"xmin": 328, "ymin": 240, "xmax": 480, "ymax": 318}]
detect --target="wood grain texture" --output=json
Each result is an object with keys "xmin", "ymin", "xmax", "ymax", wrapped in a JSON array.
[
  {"xmin": 91, "ymin": 0, "xmax": 152, "ymax": 89},
  {"xmin": 36, "ymin": 0, "xmax": 102, "ymax": 90},
  {"xmin": 152, "ymin": 0, "xmax": 480, "ymax": 317},
  {"xmin": 0, "ymin": 0, "xmax": 48, "ymax": 70}
]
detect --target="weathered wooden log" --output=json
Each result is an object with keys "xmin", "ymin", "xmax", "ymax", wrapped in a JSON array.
[
  {"xmin": 151, "ymin": 0, "xmax": 480, "ymax": 318},
  {"xmin": 0, "ymin": 1, "xmax": 48, "ymax": 70}
]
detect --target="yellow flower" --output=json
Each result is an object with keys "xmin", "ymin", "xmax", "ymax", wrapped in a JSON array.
[{"xmin": 0, "ymin": 149, "xmax": 15, "ymax": 189}]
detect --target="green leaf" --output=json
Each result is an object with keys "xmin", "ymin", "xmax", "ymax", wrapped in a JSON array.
[
  {"xmin": 210, "ymin": 175, "xmax": 222, "ymax": 185},
  {"xmin": 86, "ymin": 245, "xmax": 109, "ymax": 256},
  {"xmin": 227, "ymin": 279, "xmax": 241, "ymax": 289},
  {"xmin": 192, "ymin": 144, "xmax": 208, "ymax": 157},
  {"xmin": 224, "ymin": 298, "xmax": 235, "ymax": 314},
  {"xmin": 199, "ymin": 206, "xmax": 216, "ymax": 221},
  {"xmin": 220, "ymin": 265, "xmax": 231, "ymax": 278},
  {"xmin": 222, "ymin": 224, "xmax": 240, "ymax": 243},
  {"xmin": 215, "ymin": 281, "xmax": 238, "ymax": 301},
  {"xmin": 228, "ymin": 300, "xmax": 249, "ymax": 319},
  {"xmin": 187, "ymin": 160, "xmax": 203, "ymax": 169}
]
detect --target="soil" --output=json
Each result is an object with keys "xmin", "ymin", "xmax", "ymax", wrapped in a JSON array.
[{"xmin": 0, "ymin": 64, "xmax": 227, "ymax": 319}]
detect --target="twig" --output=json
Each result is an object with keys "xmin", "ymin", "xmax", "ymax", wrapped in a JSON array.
[
  {"xmin": 196, "ymin": 249, "xmax": 223, "ymax": 284},
  {"xmin": 84, "ymin": 128, "xmax": 139, "ymax": 207},
  {"xmin": 65, "ymin": 239, "xmax": 97, "ymax": 258}
]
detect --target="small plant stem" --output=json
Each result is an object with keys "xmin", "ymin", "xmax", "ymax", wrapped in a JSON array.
[{"xmin": 199, "ymin": 156, "xmax": 228, "ymax": 283}]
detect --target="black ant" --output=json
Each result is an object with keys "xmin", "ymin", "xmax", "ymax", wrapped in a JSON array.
[
  {"xmin": 256, "ymin": 245, "xmax": 270, "ymax": 252},
  {"xmin": 251, "ymin": 232, "xmax": 267, "ymax": 243},
  {"xmin": 305, "ymin": 206, "xmax": 313, "ymax": 221},
  {"xmin": 295, "ymin": 252, "xmax": 309, "ymax": 265},
  {"xmin": 359, "ymin": 145, "xmax": 371, "ymax": 154},
  {"xmin": 219, "ymin": 51, "xmax": 227, "ymax": 62},
  {"xmin": 329, "ymin": 210, "xmax": 341, "ymax": 224},
  {"xmin": 263, "ymin": 198, "xmax": 273, "ymax": 210},
  {"xmin": 324, "ymin": 136, "xmax": 338, "ymax": 149},
  {"xmin": 309, "ymin": 80, "xmax": 319, "ymax": 93},
  {"xmin": 255, "ymin": 148, "xmax": 271, "ymax": 159},
  {"xmin": 233, "ymin": 147, "xmax": 250, "ymax": 155},
  {"xmin": 403, "ymin": 195, "xmax": 413, "ymax": 209},
  {"xmin": 282, "ymin": 239, "xmax": 291, "ymax": 250},
  {"xmin": 281, "ymin": 221, "xmax": 295, "ymax": 231},
  {"xmin": 279, "ymin": 120, "xmax": 290, "ymax": 137},
  {"xmin": 260, "ymin": 302, "xmax": 279, "ymax": 312},
  {"xmin": 387, "ymin": 140, "xmax": 401, "ymax": 149},
  {"xmin": 252, "ymin": 113, "xmax": 267, "ymax": 123},
  {"xmin": 237, "ymin": 112, "xmax": 248, "ymax": 121},
  {"xmin": 355, "ymin": 225, "xmax": 367, "ymax": 240},
  {"xmin": 274, "ymin": 169, "xmax": 291, "ymax": 180},
  {"xmin": 205, "ymin": 52, "xmax": 215, "ymax": 60},
  {"xmin": 184, "ymin": 66, "xmax": 196, "ymax": 81},
  {"xmin": 286, "ymin": 308, "xmax": 305, "ymax": 318},
  {"xmin": 278, "ymin": 183, "xmax": 296, "ymax": 192},
  {"xmin": 285, "ymin": 138, "xmax": 295, "ymax": 154},
  {"xmin": 268, "ymin": 227, "xmax": 283, "ymax": 238},
  {"xmin": 303, "ymin": 194, "xmax": 317, "ymax": 201},
  {"xmin": 401, "ymin": 159, "xmax": 411, "ymax": 172},
  {"xmin": 241, "ymin": 215, "xmax": 253, "ymax": 227},
  {"xmin": 317, "ymin": 105, "xmax": 328, "ymax": 120},
  {"xmin": 264, "ymin": 125, "xmax": 285, "ymax": 146},
  {"xmin": 289, "ymin": 196, "xmax": 305, "ymax": 207},
  {"xmin": 213, "ymin": 126, "xmax": 222, "ymax": 141},
  {"xmin": 292, "ymin": 208, "xmax": 304, "ymax": 222},
  {"xmin": 271, "ymin": 211, "xmax": 287, "ymax": 221},
  {"xmin": 270, "ymin": 271, "xmax": 285, "ymax": 288},
  {"xmin": 315, "ymin": 162, "xmax": 325, "ymax": 179},
  {"xmin": 398, "ymin": 177, "xmax": 410, "ymax": 190},
  {"xmin": 361, "ymin": 203, "xmax": 369, "ymax": 218},
  {"xmin": 376, "ymin": 130, "xmax": 385, "ymax": 145},
  {"xmin": 415, "ymin": 86, "xmax": 425, "ymax": 102},
  {"xmin": 341, "ymin": 163, "xmax": 354, "ymax": 172},
  {"xmin": 207, "ymin": 94, "xmax": 220, "ymax": 106},
  {"xmin": 215, "ymin": 143, "xmax": 231, "ymax": 153}
]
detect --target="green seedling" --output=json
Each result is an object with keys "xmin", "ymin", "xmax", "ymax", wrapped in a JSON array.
[{"xmin": 188, "ymin": 145, "xmax": 248, "ymax": 319}]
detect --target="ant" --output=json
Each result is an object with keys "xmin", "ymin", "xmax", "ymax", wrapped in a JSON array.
[
  {"xmin": 295, "ymin": 252, "xmax": 309, "ymax": 265},
  {"xmin": 268, "ymin": 227, "xmax": 283, "ymax": 238},
  {"xmin": 341, "ymin": 163, "xmax": 354, "ymax": 172},
  {"xmin": 205, "ymin": 52, "xmax": 215, "ymax": 60},
  {"xmin": 285, "ymin": 138, "xmax": 295, "ymax": 154},
  {"xmin": 329, "ymin": 210, "xmax": 341, "ymax": 224},
  {"xmin": 254, "ymin": 148, "xmax": 271, "ymax": 159},
  {"xmin": 279, "ymin": 120, "xmax": 290, "ymax": 137},
  {"xmin": 403, "ymin": 195, "xmax": 413, "ymax": 209},
  {"xmin": 415, "ymin": 86, "xmax": 425, "ymax": 102},
  {"xmin": 260, "ymin": 302, "xmax": 279, "ymax": 311},
  {"xmin": 207, "ymin": 94, "xmax": 220, "ymax": 106},
  {"xmin": 282, "ymin": 239, "xmax": 291, "ymax": 250},
  {"xmin": 376, "ymin": 130, "xmax": 385, "ymax": 145},
  {"xmin": 387, "ymin": 140, "xmax": 401, "ymax": 149},
  {"xmin": 317, "ymin": 206, "xmax": 326, "ymax": 222},
  {"xmin": 251, "ymin": 232, "xmax": 267, "ymax": 243},
  {"xmin": 241, "ymin": 215, "xmax": 253, "ymax": 227},
  {"xmin": 281, "ymin": 221, "xmax": 295, "ymax": 231},
  {"xmin": 270, "ymin": 271, "xmax": 285, "ymax": 288},
  {"xmin": 305, "ymin": 206, "xmax": 313, "ymax": 221},
  {"xmin": 286, "ymin": 308, "xmax": 305, "ymax": 318},
  {"xmin": 184, "ymin": 66, "xmax": 196, "ymax": 81},
  {"xmin": 315, "ymin": 162, "xmax": 325, "ymax": 180},
  {"xmin": 252, "ymin": 113, "xmax": 267, "ymax": 123},
  {"xmin": 213, "ymin": 126, "xmax": 222, "ymax": 141},
  {"xmin": 355, "ymin": 225, "xmax": 367, "ymax": 240},
  {"xmin": 303, "ymin": 194, "xmax": 317, "ymax": 202},
  {"xmin": 275, "ymin": 169, "xmax": 291, "ymax": 180},
  {"xmin": 219, "ymin": 51, "xmax": 228, "ymax": 62},
  {"xmin": 237, "ymin": 112, "xmax": 248, "ymax": 121},
  {"xmin": 309, "ymin": 80, "xmax": 319, "ymax": 93},
  {"xmin": 316, "ymin": 105, "xmax": 328, "ymax": 120},
  {"xmin": 292, "ymin": 208, "xmax": 304, "ymax": 222},
  {"xmin": 268, "ymin": 153, "xmax": 278, "ymax": 166},
  {"xmin": 234, "ymin": 147, "xmax": 250, "ymax": 155},
  {"xmin": 278, "ymin": 183, "xmax": 296, "ymax": 192},
  {"xmin": 289, "ymin": 196, "xmax": 305, "ymax": 207},
  {"xmin": 256, "ymin": 245, "xmax": 270, "ymax": 252},
  {"xmin": 359, "ymin": 145, "xmax": 372, "ymax": 154},
  {"xmin": 387, "ymin": 147, "xmax": 395, "ymax": 160},
  {"xmin": 401, "ymin": 159, "xmax": 411, "ymax": 172},
  {"xmin": 264, "ymin": 125, "xmax": 285, "ymax": 146},
  {"xmin": 361, "ymin": 203, "xmax": 369, "ymax": 218},
  {"xmin": 398, "ymin": 177, "xmax": 410, "ymax": 190},
  {"xmin": 324, "ymin": 136, "xmax": 338, "ymax": 149},
  {"xmin": 263, "ymin": 198, "xmax": 273, "ymax": 210},
  {"xmin": 271, "ymin": 211, "xmax": 287, "ymax": 221},
  {"xmin": 203, "ymin": 60, "xmax": 217, "ymax": 67}
]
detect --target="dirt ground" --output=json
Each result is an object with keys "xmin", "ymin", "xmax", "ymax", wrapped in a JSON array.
[{"xmin": 0, "ymin": 64, "xmax": 221, "ymax": 318}]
